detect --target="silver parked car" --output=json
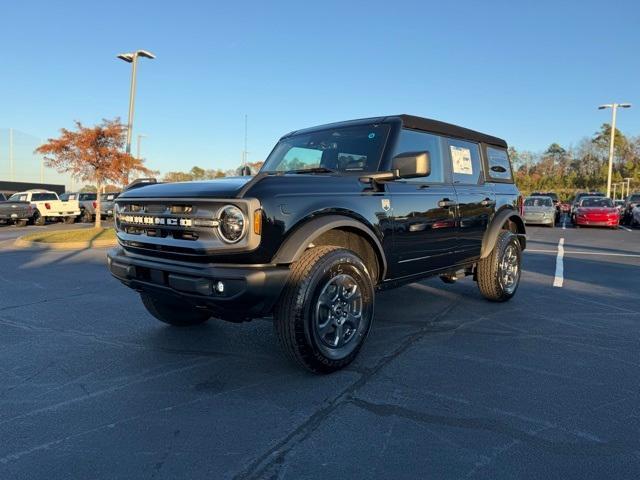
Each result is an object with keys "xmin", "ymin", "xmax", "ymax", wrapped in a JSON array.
[
  {"xmin": 523, "ymin": 196, "xmax": 556, "ymax": 227},
  {"xmin": 100, "ymin": 192, "xmax": 120, "ymax": 220}
]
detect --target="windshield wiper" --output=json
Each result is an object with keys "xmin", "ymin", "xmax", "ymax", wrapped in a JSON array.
[{"xmin": 285, "ymin": 167, "xmax": 338, "ymax": 175}]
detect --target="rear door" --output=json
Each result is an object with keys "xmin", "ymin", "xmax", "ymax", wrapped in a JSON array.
[
  {"xmin": 387, "ymin": 129, "xmax": 459, "ymax": 278},
  {"xmin": 445, "ymin": 138, "xmax": 494, "ymax": 262}
]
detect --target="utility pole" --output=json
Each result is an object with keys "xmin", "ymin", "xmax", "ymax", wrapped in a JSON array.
[
  {"xmin": 136, "ymin": 134, "xmax": 147, "ymax": 159},
  {"xmin": 598, "ymin": 103, "xmax": 631, "ymax": 198},
  {"xmin": 9, "ymin": 128, "xmax": 14, "ymax": 181}
]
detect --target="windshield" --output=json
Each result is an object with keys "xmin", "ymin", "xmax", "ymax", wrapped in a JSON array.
[
  {"xmin": 581, "ymin": 197, "xmax": 613, "ymax": 207},
  {"xmin": 525, "ymin": 197, "xmax": 552, "ymax": 207},
  {"xmin": 261, "ymin": 124, "xmax": 390, "ymax": 174},
  {"xmin": 8, "ymin": 193, "xmax": 27, "ymax": 202}
]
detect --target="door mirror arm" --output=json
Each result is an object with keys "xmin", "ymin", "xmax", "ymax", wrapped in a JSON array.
[{"xmin": 359, "ymin": 170, "xmax": 399, "ymax": 190}]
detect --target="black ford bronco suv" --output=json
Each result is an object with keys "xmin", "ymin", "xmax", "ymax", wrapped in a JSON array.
[{"xmin": 108, "ymin": 115, "xmax": 526, "ymax": 373}]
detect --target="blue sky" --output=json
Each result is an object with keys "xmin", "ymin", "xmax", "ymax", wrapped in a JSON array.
[{"xmin": 1, "ymin": 0, "xmax": 639, "ymax": 180}]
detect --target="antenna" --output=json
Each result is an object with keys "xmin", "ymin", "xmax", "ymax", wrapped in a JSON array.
[{"xmin": 243, "ymin": 114, "xmax": 248, "ymax": 166}]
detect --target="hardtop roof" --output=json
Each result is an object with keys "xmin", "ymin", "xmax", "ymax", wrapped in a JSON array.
[{"xmin": 281, "ymin": 114, "xmax": 508, "ymax": 148}]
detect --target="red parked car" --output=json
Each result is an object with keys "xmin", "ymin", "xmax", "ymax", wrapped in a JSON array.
[{"xmin": 574, "ymin": 196, "xmax": 620, "ymax": 228}]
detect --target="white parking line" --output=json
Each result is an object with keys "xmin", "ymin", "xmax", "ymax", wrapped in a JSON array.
[
  {"xmin": 619, "ymin": 225, "xmax": 633, "ymax": 232},
  {"xmin": 527, "ymin": 249, "xmax": 640, "ymax": 258},
  {"xmin": 562, "ymin": 218, "xmax": 566, "ymax": 230},
  {"xmin": 553, "ymin": 238, "xmax": 564, "ymax": 288}
]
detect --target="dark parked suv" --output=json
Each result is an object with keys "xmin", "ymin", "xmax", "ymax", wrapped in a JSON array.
[{"xmin": 108, "ymin": 115, "xmax": 526, "ymax": 373}]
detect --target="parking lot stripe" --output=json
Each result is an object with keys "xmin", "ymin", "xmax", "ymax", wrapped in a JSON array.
[
  {"xmin": 527, "ymin": 249, "xmax": 640, "ymax": 258},
  {"xmin": 553, "ymin": 238, "xmax": 564, "ymax": 288},
  {"xmin": 619, "ymin": 225, "xmax": 633, "ymax": 232},
  {"xmin": 562, "ymin": 218, "xmax": 566, "ymax": 230}
]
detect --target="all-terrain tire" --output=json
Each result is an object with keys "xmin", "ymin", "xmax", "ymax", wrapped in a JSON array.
[
  {"xmin": 140, "ymin": 293, "xmax": 211, "ymax": 327},
  {"xmin": 273, "ymin": 246, "xmax": 375, "ymax": 374},
  {"xmin": 477, "ymin": 230, "xmax": 521, "ymax": 302}
]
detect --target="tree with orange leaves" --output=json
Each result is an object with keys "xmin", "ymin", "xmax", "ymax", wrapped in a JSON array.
[{"xmin": 36, "ymin": 118, "xmax": 152, "ymax": 228}]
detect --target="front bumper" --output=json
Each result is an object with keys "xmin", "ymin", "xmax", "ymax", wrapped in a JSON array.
[
  {"xmin": 524, "ymin": 216, "xmax": 554, "ymax": 225},
  {"xmin": 107, "ymin": 247, "xmax": 290, "ymax": 320}
]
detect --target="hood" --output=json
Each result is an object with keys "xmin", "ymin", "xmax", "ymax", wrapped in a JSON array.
[
  {"xmin": 118, "ymin": 176, "xmax": 253, "ymax": 199},
  {"xmin": 523, "ymin": 206, "xmax": 554, "ymax": 213}
]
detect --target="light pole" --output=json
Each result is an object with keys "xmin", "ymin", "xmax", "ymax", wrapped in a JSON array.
[
  {"xmin": 598, "ymin": 103, "xmax": 631, "ymax": 198},
  {"xmin": 136, "ymin": 134, "xmax": 147, "ymax": 159},
  {"xmin": 623, "ymin": 177, "xmax": 632, "ymax": 198},
  {"xmin": 117, "ymin": 50, "xmax": 155, "ymax": 155}
]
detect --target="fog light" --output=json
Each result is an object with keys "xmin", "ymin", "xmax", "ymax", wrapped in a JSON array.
[{"xmin": 215, "ymin": 281, "xmax": 225, "ymax": 293}]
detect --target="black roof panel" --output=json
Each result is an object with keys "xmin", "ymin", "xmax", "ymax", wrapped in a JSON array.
[{"xmin": 280, "ymin": 114, "xmax": 507, "ymax": 148}]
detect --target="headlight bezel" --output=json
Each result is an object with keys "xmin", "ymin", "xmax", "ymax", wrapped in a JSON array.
[{"xmin": 217, "ymin": 204, "xmax": 248, "ymax": 244}]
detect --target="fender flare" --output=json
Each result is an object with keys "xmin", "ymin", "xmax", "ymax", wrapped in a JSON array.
[
  {"xmin": 272, "ymin": 214, "xmax": 387, "ymax": 279},
  {"xmin": 480, "ymin": 208, "xmax": 526, "ymax": 259}
]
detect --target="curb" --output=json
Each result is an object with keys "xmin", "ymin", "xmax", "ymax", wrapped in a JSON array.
[{"xmin": 14, "ymin": 237, "xmax": 117, "ymax": 251}]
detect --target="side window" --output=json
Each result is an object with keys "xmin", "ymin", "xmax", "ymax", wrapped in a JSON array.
[
  {"xmin": 486, "ymin": 146, "xmax": 513, "ymax": 181},
  {"xmin": 393, "ymin": 129, "xmax": 444, "ymax": 183},
  {"xmin": 447, "ymin": 138, "xmax": 482, "ymax": 184},
  {"xmin": 276, "ymin": 146, "xmax": 322, "ymax": 171}
]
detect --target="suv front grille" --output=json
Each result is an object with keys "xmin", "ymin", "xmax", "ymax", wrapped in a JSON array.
[{"xmin": 114, "ymin": 197, "xmax": 261, "ymax": 258}]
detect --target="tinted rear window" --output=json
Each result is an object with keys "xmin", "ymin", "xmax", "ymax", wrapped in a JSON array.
[
  {"xmin": 31, "ymin": 193, "xmax": 58, "ymax": 201},
  {"xmin": 486, "ymin": 147, "xmax": 512, "ymax": 181},
  {"xmin": 525, "ymin": 197, "xmax": 552, "ymax": 207}
]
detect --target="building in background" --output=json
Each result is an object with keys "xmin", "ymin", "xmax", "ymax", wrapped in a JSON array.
[{"xmin": 0, "ymin": 180, "xmax": 65, "ymax": 196}]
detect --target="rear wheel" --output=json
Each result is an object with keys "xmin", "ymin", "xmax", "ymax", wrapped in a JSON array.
[
  {"xmin": 15, "ymin": 219, "xmax": 28, "ymax": 227},
  {"xmin": 63, "ymin": 216, "xmax": 75, "ymax": 224},
  {"xmin": 477, "ymin": 231, "xmax": 521, "ymax": 302},
  {"xmin": 140, "ymin": 293, "xmax": 211, "ymax": 327},
  {"xmin": 80, "ymin": 209, "xmax": 93, "ymax": 223},
  {"xmin": 32, "ymin": 211, "xmax": 45, "ymax": 226},
  {"xmin": 274, "ymin": 246, "xmax": 374, "ymax": 374}
]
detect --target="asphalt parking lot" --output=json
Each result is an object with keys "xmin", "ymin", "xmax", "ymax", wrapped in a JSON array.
[{"xmin": 0, "ymin": 218, "xmax": 639, "ymax": 479}]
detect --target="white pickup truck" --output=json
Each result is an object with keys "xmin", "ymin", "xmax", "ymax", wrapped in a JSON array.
[{"xmin": 8, "ymin": 190, "xmax": 80, "ymax": 225}]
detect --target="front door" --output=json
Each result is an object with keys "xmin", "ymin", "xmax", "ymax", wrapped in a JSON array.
[{"xmin": 387, "ymin": 182, "xmax": 458, "ymax": 277}]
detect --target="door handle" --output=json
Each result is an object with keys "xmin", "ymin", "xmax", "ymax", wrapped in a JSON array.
[
  {"xmin": 480, "ymin": 198, "xmax": 495, "ymax": 207},
  {"xmin": 438, "ymin": 199, "xmax": 457, "ymax": 208}
]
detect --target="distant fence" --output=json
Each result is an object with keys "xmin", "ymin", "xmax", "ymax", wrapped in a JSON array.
[{"xmin": 0, "ymin": 128, "xmax": 75, "ymax": 190}]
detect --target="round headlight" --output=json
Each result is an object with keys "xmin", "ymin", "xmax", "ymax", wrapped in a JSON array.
[{"xmin": 218, "ymin": 205, "xmax": 246, "ymax": 243}]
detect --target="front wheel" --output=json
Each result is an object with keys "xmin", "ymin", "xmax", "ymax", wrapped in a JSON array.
[
  {"xmin": 140, "ymin": 293, "xmax": 211, "ymax": 327},
  {"xmin": 15, "ymin": 219, "xmax": 28, "ymax": 227},
  {"xmin": 274, "ymin": 246, "xmax": 375, "ymax": 374},
  {"xmin": 477, "ymin": 231, "xmax": 521, "ymax": 302}
]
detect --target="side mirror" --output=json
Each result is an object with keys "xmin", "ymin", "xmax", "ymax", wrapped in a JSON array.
[{"xmin": 391, "ymin": 151, "xmax": 430, "ymax": 179}]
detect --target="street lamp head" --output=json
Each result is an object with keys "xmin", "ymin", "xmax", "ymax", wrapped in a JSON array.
[
  {"xmin": 598, "ymin": 104, "xmax": 612, "ymax": 110},
  {"xmin": 136, "ymin": 50, "xmax": 155, "ymax": 59},
  {"xmin": 117, "ymin": 53, "xmax": 134, "ymax": 63},
  {"xmin": 619, "ymin": 103, "xmax": 632, "ymax": 108}
]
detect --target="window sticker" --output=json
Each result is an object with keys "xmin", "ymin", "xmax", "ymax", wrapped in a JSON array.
[{"xmin": 450, "ymin": 146, "xmax": 473, "ymax": 175}]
